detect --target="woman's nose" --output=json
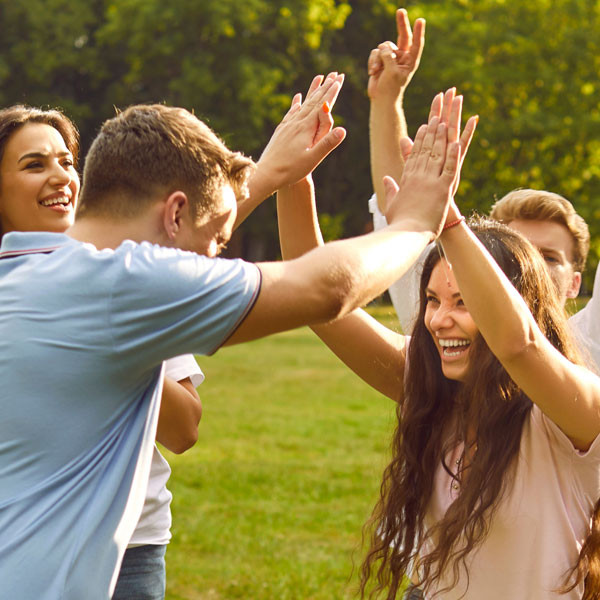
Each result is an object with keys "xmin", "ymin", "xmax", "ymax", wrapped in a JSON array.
[
  {"xmin": 49, "ymin": 162, "xmax": 72, "ymax": 186},
  {"xmin": 430, "ymin": 305, "xmax": 453, "ymax": 330}
]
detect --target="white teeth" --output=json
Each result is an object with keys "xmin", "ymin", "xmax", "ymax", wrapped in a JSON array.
[
  {"xmin": 40, "ymin": 196, "xmax": 70, "ymax": 207},
  {"xmin": 439, "ymin": 338, "xmax": 470, "ymax": 348}
]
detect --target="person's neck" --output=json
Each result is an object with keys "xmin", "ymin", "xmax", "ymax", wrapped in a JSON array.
[{"xmin": 68, "ymin": 215, "xmax": 167, "ymax": 251}]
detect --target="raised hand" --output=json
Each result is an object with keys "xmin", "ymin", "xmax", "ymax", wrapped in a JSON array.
[
  {"xmin": 254, "ymin": 73, "xmax": 346, "ymax": 194},
  {"xmin": 400, "ymin": 90, "xmax": 478, "ymax": 200},
  {"xmin": 367, "ymin": 9, "xmax": 425, "ymax": 102},
  {"xmin": 385, "ymin": 116, "xmax": 463, "ymax": 239}
]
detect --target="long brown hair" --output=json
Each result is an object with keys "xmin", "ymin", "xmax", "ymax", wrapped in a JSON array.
[{"xmin": 359, "ymin": 218, "xmax": 599, "ymax": 599}]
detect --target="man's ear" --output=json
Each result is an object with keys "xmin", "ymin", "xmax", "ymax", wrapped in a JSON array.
[
  {"xmin": 163, "ymin": 191, "xmax": 189, "ymax": 240},
  {"xmin": 566, "ymin": 271, "xmax": 582, "ymax": 299}
]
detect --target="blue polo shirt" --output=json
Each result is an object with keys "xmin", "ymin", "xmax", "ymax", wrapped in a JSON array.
[{"xmin": 0, "ymin": 232, "xmax": 261, "ymax": 599}]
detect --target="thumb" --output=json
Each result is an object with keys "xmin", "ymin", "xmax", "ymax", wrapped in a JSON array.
[
  {"xmin": 383, "ymin": 175, "xmax": 400, "ymax": 199},
  {"xmin": 306, "ymin": 127, "xmax": 346, "ymax": 165},
  {"xmin": 399, "ymin": 137, "xmax": 414, "ymax": 163},
  {"xmin": 380, "ymin": 45, "xmax": 398, "ymax": 70}
]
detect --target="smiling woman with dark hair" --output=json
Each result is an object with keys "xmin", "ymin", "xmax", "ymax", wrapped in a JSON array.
[
  {"xmin": 0, "ymin": 105, "xmax": 80, "ymax": 236},
  {"xmin": 276, "ymin": 102, "xmax": 600, "ymax": 597}
]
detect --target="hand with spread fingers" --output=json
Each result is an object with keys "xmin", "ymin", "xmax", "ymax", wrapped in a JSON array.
[
  {"xmin": 407, "ymin": 89, "xmax": 478, "ymax": 194},
  {"xmin": 248, "ymin": 73, "xmax": 346, "ymax": 202},
  {"xmin": 385, "ymin": 116, "xmax": 461, "ymax": 240}
]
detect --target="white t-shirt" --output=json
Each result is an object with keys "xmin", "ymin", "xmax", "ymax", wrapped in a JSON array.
[
  {"xmin": 369, "ymin": 194, "xmax": 426, "ymax": 334},
  {"xmin": 570, "ymin": 262, "xmax": 600, "ymax": 373},
  {"xmin": 128, "ymin": 354, "xmax": 205, "ymax": 547}
]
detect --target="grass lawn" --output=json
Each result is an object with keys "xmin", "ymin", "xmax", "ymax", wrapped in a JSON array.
[{"xmin": 163, "ymin": 305, "xmax": 403, "ymax": 599}]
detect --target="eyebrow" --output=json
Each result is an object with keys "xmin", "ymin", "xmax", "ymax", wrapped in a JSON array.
[
  {"xmin": 18, "ymin": 150, "xmax": 71, "ymax": 163},
  {"xmin": 537, "ymin": 246, "xmax": 564, "ymax": 257},
  {"xmin": 425, "ymin": 287, "xmax": 462, "ymax": 299}
]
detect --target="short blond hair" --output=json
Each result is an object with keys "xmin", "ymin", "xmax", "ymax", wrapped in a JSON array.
[{"xmin": 490, "ymin": 189, "xmax": 589, "ymax": 272}]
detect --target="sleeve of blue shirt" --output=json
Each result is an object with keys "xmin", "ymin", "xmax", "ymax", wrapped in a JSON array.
[{"xmin": 108, "ymin": 241, "xmax": 261, "ymax": 365}]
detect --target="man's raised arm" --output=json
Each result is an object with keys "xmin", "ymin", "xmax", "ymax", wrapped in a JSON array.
[
  {"xmin": 226, "ymin": 116, "xmax": 464, "ymax": 346},
  {"xmin": 235, "ymin": 73, "xmax": 346, "ymax": 228}
]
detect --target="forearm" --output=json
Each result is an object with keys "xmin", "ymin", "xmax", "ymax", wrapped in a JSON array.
[
  {"xmin": 312, "ymin": 310, "xmax": 406, "ymax": 400},
  {"xmin": 156, "ymin": 377, "xmax": 202, "ymax": 454},
  {"xmin": 235, "ymin": 167, "xmax": 275, "ymax": 230},
  {"xmin": 440, "ymin": 222, "xmax": 535, "ymax": 359},
  {"xmin": 277, "ymin": 176, "xmax": 323, "ymax": 260},
  {"xmin": 277, "ymin": 177, "xmax": 406, "ymax": 398},
  {"xmin": 301, "ymin": 224, "xmax": 434, "ymax": 321},
  {"xmin": 370, "ymin": 95, "xmax": 407, "ymax": 213}
]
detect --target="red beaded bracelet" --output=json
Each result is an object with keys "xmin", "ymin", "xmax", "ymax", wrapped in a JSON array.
[{"xmin": 442, "ymin": 216, "xmax": 466, "ymax": 231}]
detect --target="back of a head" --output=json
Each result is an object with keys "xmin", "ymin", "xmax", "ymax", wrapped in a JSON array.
[
  {"xmin": 489, "ymin": 188, "xmax": 589, "ymax": 272},
  {"xmin": 78, "ymin": 104, "xmax": 254, "ymax": 220}
]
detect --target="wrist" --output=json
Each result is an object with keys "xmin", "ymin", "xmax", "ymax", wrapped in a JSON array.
[
  {"xmin": 249, "ymin": 162, "xmax": 279, "ymax": 202},
  {"xmin": 442, "ymin": 216, "xmax": 466, "ymax": 231}
]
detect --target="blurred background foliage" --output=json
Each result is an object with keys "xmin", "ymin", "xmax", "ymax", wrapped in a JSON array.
[{"xmin": 2, "ymin": 0, "xmax": 599, "ymax": 285}]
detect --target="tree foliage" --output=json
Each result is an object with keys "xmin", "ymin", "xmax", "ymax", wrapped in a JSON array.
[{"xmin": 1, "ymin": 0, "xmax": 599, "ymax": 278}]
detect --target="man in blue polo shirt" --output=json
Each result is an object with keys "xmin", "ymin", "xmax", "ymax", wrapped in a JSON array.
[{"xmin": 0, "ymin": 83, "xmax": 465, "ymax": 598}]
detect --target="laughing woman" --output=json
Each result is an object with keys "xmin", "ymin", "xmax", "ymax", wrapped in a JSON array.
[
  {"xmin": 276, "ymin": 108, "xmax": 600, "ymax": 599},
  {"xmin": 0, "ymin": 105, "xmax": 203, "ymax": 600}
]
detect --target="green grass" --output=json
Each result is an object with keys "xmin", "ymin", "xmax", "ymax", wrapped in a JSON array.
[
  {"xmin": 162, "ymin": 306, "xmax": 401, "ymax": 599},
  {"xmin": 163, "ymin": 295, "xmax": 590, "ymax": 599}
]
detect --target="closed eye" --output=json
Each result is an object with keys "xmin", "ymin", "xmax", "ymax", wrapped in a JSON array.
[
  {"xmin": 24, "ymin": 161, "xmax": 44, "ymax": 169},
  {"xmin": 543, "ymin": 255, "xmax": 559, "ymax": 265}
]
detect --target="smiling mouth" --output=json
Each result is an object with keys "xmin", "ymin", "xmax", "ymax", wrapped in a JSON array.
[
  {"xmin": 39, "ymin": 196, "xmax": 72, "ymax": 209},
  {"xmin": 438, "ymin": 339, "xmax": 470, "ymax": 357}
]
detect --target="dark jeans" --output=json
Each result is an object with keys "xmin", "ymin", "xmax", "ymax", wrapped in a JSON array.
[
  {"xmin": 112, "ymin": 544, "xmax": 167, "ymax": 600},
  {"xmin": 403, "ymin": 584, "xmax": 425, "ymax": 600}
]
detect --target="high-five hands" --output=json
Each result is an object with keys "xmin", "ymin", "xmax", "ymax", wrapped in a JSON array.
[
  {"xmin": 401, "ymin": 90, "xmax": 478, "ymax": 196},
  {"xmin": 384, "ymin": 92, "xmax": 478, "ymax": 239},
  {"xmin": 255, "ymin": 73, "xmax": 346, "ymax": 194},
  {"xmin": 384, "ymin": 117, "xmax": 458, "ymax": 240}
]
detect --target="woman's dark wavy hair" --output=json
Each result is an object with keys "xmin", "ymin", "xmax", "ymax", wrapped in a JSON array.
[{"xmin": 359, "ymin": 217, "xmax": 599, "ymax": 599}]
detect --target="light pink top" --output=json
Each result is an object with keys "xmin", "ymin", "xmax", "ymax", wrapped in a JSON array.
[{"xmin": 423, "ymin": 406, "xmax": 600, "ymax": 599}]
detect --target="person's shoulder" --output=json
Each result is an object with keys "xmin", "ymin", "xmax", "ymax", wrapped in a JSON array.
[{"xmin": 0, "ymin": 231, "xmax": 75, "ymax": 257}]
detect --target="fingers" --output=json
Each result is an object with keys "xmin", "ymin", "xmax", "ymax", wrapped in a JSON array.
[
  {"xmin": 441, "ymin": 142, "xmax": 461, "ymax": 185},
  {"xmin": 395, "ymin": 8, "xmax": 411, "ymax": 52},
  {"xmin": 440, "ymin": 88, "xmax": 456, "ymax": 125},
  {"xmin": 379, "ymin": 41, "xmax": 399, "ymax": 69},
  {"xmin": 459, "ymin": 115, "xmax": 478, "ymax": 166},
  {"xmin": 419, "ymin": 118, "xmax": 443, "ymax": 168},
  {"xmin": 406, "ymin": 17, "xmax": 425, "ymax": 68},
  {"xmin": 303, "ymin": 74, "xmax": 343, "ymax": 113},
  {"xmin": 314, "ymin": 105, "xmax": 335, "ymax": 145},
  {"xmin": 383, "ymin": 175, "xmax": 400, "ymax": 200},
  {"xmin": 428, "ymin": 92, "xmax": 443, "ymax": 122},
  {"xmin": 429, "ymin": 119, "xmax": 449, "ymax": 167},
  {"xmin": 322, "ymin": 73, "xmax": 344, "ymax": 111},
  {"xmin": 405, "ymin": 120, "xmax": 434, "ymax": 174},
  {"xmin": 368, "ymin": 48, "xmax": 383, "ymax": 77},
  {"xmin": 399, "ymin": 137, "xmax": 414, "ymax": 163},
  {"xmin": 447, "ymin": 95, "xmax": 463, "ymax": 144},
  {"xmin": 306, "ymin": 75, "xmax": 325, "ymax": 99}
]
